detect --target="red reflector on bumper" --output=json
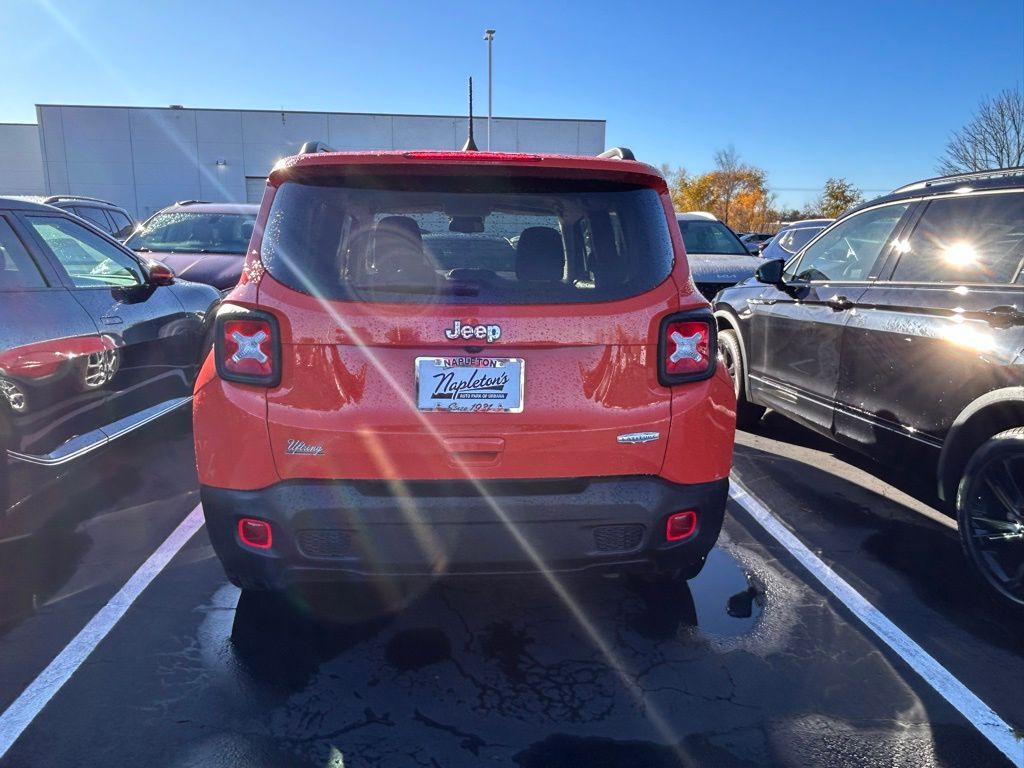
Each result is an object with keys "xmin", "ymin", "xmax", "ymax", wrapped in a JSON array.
[
  {"xmin": 238, "ymin": 518, "xmax": 272, "ymax": 549},
  {"xmin": 666, "ymin": 510, "xmax": 698, "ymax": 541}
]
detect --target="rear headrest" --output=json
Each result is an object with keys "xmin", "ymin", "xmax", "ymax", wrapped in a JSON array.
[
  {"xmin": 372, "ymin": 215, "xmax": 435, "ymax": 281},
  {"xmin": 516, "ymin": 227, "xmax": 564, "ymax": 282},
  {"xmin": 375, "ymin": 216, "xmax": 422, "ymax": 246}
]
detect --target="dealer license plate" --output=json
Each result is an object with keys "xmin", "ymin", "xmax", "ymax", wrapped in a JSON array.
[{"xmin": 415, "ymin": 357, "xmax": 524, "ymax": 413}]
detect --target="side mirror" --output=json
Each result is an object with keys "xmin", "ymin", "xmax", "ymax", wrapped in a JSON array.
[
  {"xmin": 146, "ymin": 260, "xmax": 175, "ymax": 286},
  {"xmin": 755, "ymin": 259, "xmax": 785, "ymax": 286}
]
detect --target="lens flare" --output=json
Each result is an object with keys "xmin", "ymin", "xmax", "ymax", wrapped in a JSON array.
[
  {"xmin": 942, "ymin": 242, "xmax": 977, "ymax": 267},
  {"xmin": 266, "ymin": 240, "xmax": 693, "ymax": 758}
]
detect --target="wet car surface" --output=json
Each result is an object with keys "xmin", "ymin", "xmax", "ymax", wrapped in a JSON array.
[{"xmin": 0, "ymin": 413, "xmax": 1021, "ymax": 766}]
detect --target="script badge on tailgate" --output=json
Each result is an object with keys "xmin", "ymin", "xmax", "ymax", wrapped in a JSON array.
[{"xmin": 286, "ymin": 439, "xmax": 325, "ymax": 456}]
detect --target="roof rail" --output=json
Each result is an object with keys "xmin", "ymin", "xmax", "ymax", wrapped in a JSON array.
[
  {"xmin": 43, "ymin": 195, "xmax": 111, "ymax": 205},
  {"xmin": 298, "ymin": 141, "xmax": 335, "ymax": 154},
  {"xmin": 597, "ymin": 147, "xmax": 636, "ymax": 161},
  {"xmin": 174, "ymin": 199, "xmax": 212, "ymax": 206},
  {"xmin": 893, "ymin": 166, "xmax": 1024, "ymax": 194}
]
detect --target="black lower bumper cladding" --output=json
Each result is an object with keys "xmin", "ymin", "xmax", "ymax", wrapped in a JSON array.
[{"xmin": 201, "ymin": 475, "xmax": 728, "ymax": 589}]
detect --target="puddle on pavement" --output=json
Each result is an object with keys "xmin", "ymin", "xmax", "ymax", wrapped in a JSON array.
[{"xmin": 688, "ymin": 547, "xmax": 765, "ymax": 638}]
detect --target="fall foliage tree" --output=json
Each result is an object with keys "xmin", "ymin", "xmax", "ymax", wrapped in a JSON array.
[{"xmin": 666, "ymin": 147, "xmax": 776, "ymax": 232}]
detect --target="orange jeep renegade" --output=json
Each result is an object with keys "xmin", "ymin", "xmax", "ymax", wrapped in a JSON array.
[{"xmin": 193, "ymin": 146, "xmax": 736, "ymax": 592}]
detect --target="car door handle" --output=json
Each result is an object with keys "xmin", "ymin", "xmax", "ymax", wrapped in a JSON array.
[
  {"xmin": 99, "ymin": 315, "xmax": 123, "ymax": 325},
  {"xmin": 826, "ymin": 295, "xmax": 853, "ymax": 311}
]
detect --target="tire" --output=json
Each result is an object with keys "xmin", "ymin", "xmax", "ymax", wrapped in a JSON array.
[
  {"xmin": 955, "ymin": 427, "xmax": 1024, "ymax": 607},
  {"xmin": 718, "ymin": 329, "xmax": 765, "ymax": 430}
]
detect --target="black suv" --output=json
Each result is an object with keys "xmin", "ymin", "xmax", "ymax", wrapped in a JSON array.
[
  {"xmin": 714, "ymin": 168, "xmax": 1024, "ymax": 606},
  {"xmin": 27, "ymin": 195, "xmax": 136, "ymax": 240},
  {"xmin": 0, "ymin": 196, "xmax": 219, "ymax": 513}
]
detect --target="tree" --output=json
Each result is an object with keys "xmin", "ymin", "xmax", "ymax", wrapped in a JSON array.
[
  {"xmin": 938, "ymin": 88, "xmax": 1024, "ymax": 174},
  {"xmin": 668, "ymin": 147, "xmax": 776, "ymax": 231},
  {"xmin": 661, "ymin": 165, "xmax": 691, "ymax": 211},
  {"xmin": 815, "ymin": 177, "xmax": 864, "ymax": 218}
]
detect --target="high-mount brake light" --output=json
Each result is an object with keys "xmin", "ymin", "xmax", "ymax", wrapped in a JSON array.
[
  {"xmin": 401, "ymin": 151, "xmax": 542, "ymax": 162},
  {"xmin": 215, "ymin": 310, "xmax": 281, "ymax": 387},
  {"xmin": 657, "ymin": 311, "xmax": 717, "ymax": 385}
]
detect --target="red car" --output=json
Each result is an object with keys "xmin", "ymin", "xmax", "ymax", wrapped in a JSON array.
[{"xmin": 193, "ymin": 147, "xmax": 735, "ymax": 592}]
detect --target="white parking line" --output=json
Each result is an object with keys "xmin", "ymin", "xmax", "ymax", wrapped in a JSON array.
[
  {"xmin": 0, "ymin": 504, "xmax": 205, "ymax": 760},
  {"xmin": 729, "ymin": 479, "xmax": 1024, "ymax": 768}
]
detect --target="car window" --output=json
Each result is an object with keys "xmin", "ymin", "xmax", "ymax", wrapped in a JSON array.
[
  {"xmin": 0, "ymin": 218, "xmax": 46, "ymax": 290},
  {"xmin": 677, "ymin": 219, "xmax": 748, "ymax": 255},
  {"xmin": 787, "ymin": 204, "xmax": 910, "ymax": 281},
  {"xmin": 779, "ymin": 226, "xmax": 822, "ymax": 254},
  {"xmin": 74, "ymin": 206, "xmax": 115, "ymax": 233},
  {"xmin": 107, "ymin": 209, "xmax": 134, "ymax": 238},
  {"xmin": 126, "ymin": 211, "xmax": 257, "ymax": 255},
  {"xmin": 26, "ymin": 215, "xmax": 143, "ymax": 288},
  {"xmin": 891, "ymin": 192, "xmax": 1024, "ymax": 284},
  {"xmin": 261, "ymin": 175, "xmax": 673, "ymax": 305}
]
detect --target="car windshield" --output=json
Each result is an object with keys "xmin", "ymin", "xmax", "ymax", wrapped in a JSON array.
[
  {"xmin": 677, "ymin": 219, "xmax": 749, "ymax": 255},
  {"xmin": 126, "ymin": 212, "xmax": 256, "ymax": 255},
  {"xmin": 261, "ymin": 175, "xmax": 674, "ymax": 304}
]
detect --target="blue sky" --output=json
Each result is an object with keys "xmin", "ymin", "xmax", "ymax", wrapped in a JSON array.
[{"xmin": 2, "ymin": 0, "xmax": 1022, "ymax": 208}]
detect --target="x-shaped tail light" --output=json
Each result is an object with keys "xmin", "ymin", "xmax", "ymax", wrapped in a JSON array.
[
  {"xmin": 669, "ymin": 330, "xmax": 704, "ymax": 364},
  {"xmin": 217, "ymin": 314, "xmax": 280, "ymax": 386},
  {"xmin": 659, "ymin": 315, "xmax": 715, "ymax": 384},
  {"xmin": 231, "ymin": 330, "xmax": 269, "ymax": 364}
]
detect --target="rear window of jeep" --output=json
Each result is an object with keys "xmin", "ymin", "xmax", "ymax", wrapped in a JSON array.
[{"xmin": 260, "ymin": 175, "xmax": 673, "ymax": 304}]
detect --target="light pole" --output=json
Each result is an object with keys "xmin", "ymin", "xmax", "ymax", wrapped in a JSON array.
[{"xmin": 484, "ymin": 29, "xmax": 495, "ymax": 150}]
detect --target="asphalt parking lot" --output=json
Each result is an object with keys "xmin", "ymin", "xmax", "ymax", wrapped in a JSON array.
[{"xmin": 0, "ymin": 409, "xmax": 1021, "ymax": 768}]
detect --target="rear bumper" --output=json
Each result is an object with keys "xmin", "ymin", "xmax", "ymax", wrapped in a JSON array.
[{"xmin": 201, "ymin": 476, "xmax": 728, "ymax": 587}]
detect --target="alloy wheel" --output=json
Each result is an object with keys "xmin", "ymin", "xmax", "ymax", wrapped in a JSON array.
[{"xmin": 962, "ymin": 450, "xmax": 1024, "ymax": 605}]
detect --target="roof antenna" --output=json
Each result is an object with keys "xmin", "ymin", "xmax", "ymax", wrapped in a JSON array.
[{"xmin": 461, "ymin": 76, "xmax": 478, "ymax": 152}]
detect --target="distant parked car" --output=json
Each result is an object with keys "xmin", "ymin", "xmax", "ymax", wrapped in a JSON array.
[
  {"xmin": 16, "ymin": 195, "xmax": 136, "ymax": 240},
  {"xmin": 676, "ymin": 212, "xmax": 763, "ymax": 300},
  {"xmin": 714, "ymin": 168, "xmax": 1024, "ymax": 607},
  {"xmin": 739, "ymin": 232, "xmax": 773, "ymax": 254},
  {"xmin": 0, "ymin": 196, "xmax": 219, "ymax": 513},
  {"xmin": 125, "ymin": 201, "xmax": 259, "ymax": 292},
  {"xmin": 760, "ymin": 218, "xmax": 833, "ymax": 261}
]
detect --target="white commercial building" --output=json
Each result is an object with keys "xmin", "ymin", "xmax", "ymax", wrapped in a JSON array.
[
  {"xmin": 1, "ymin": 105, "xmax": 606, "ymax": 218},
  {"xmin": 0, "ymin": 123, "xmax": 46, "ymax": 196}
]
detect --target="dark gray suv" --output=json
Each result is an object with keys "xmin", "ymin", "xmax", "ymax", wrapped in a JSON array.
[
  {"xmin": 714, "ymin": 168, "xmax": 1024, "ymax": 606},
  {"xmin": 27, "ymin": 195, "xmax": 136, "ymax": 240}
]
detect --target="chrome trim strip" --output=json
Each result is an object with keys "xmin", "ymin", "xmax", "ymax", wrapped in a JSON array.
[
  {"xmin": 748, "ymin": 374, "xmax": 943, "ymax": 448},
  {"xmin": 7, "ymin": 396, "xmax": 192, "ymax": 466}
]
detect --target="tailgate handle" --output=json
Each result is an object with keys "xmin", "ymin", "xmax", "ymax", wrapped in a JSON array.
[{"xmin": 444, "ymin": 437, "xmax": 505, "ymax": 466}]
